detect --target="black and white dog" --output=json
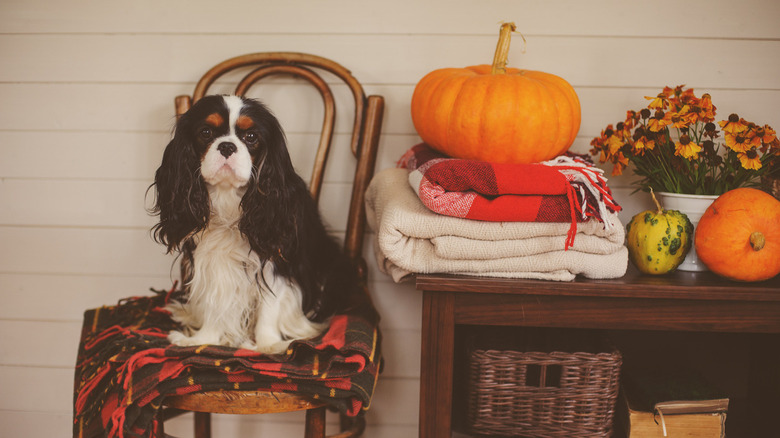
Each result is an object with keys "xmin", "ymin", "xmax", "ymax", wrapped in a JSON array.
[{"xmin": 150, "ymin": 95, "xmax": 373, "ymax": 353}]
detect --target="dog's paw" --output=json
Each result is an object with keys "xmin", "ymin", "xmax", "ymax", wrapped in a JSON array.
[
  {"xmin": 168, "ymin": 330, "xmax": 218, "ymax": 347},
  {"xmin": 255, "ymin": 339, "xmax": 293, "ymax": 355},
  {"xmin": 165, "ymin": 301, "xmax": 200, "ymax": 327}
]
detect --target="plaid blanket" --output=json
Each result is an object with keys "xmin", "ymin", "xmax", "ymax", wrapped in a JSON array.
[
  {"xmin": 73, "ymin": 287, "xmax": 381, "ymax": 438},
  {"xmin": 398, "ymin": 144, "xmax": 621, "ymax": 249}
]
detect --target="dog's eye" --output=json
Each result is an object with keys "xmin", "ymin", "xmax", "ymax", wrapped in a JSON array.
[
  {"xmin": 199, "ymin": 127, "xmax": 213, "ymax": 140},
  {"xmin": 243, "ymin": 131, "xmax": 259, "ymax": 145}
]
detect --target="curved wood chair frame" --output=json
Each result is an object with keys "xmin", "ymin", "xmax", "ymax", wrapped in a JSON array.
[{"xmin": 157, "ymin": 52, "xmax": 384, "ymax": 438}]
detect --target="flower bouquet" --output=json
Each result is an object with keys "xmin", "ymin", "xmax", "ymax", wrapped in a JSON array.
[{"xmin": 590, "ymin": 85, "xmax": 779, "ymax": 195}]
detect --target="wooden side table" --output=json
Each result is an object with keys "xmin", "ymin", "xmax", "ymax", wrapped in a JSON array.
[{"xmin": 416, "ymin": 268, "xmax": 780, "ymax": 437}]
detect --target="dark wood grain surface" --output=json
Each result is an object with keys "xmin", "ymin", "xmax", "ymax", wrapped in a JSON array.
[{"xmin": 416, "ymin": 268, "xmax": 780, "ymax": 437}]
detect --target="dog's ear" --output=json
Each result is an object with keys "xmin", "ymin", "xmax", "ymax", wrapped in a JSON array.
[
  {"xmin": 239, "ymin": 110, "xmax": 306, "ymax": 261},
  {"xmin": 150, "ymin": 127, "xmax": 209, "ymax": 253}
]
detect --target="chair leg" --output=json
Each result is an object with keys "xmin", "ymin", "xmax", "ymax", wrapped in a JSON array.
[
  {"xmin": 304, "ymin": 406, "xmax": 327, "ymax": 438},
  {"xmin": 194, "ymin": 412, "xmax": 211, "ymax": 438},
  {"xmin": 155, "ymin": 415, "xmax": 165, "ymax": 438}
]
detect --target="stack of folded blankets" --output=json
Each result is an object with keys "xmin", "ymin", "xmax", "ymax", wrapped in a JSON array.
[{"xmin": 366, "ymin": 144, "xmax": 628, "ymax": 282}]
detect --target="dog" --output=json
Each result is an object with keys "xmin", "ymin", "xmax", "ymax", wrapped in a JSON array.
[{"xmin": 150, "ymin": 94, "xmax": 374, "ymax": 354}]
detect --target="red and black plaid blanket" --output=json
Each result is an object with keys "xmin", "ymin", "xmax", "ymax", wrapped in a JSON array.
[
  {"xmin": 399, "ymin": 144, "xmax": 621, "ymax": 249},
  {"xmin": 73, "ymin": 287, "xmax": 381, "ymax": 438}
]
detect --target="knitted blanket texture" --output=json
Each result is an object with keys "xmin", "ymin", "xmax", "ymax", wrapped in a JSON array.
[
  {"xmin": 73, "ymin": 288, "xmax": 381, "ymax": 438},
  {"xmin": 399, "ymin": 144, "xmax": 621, "ymax": 249},
  {"xmin": 366, "ymin": 168, "xmax": 628, "ymax": 282}
]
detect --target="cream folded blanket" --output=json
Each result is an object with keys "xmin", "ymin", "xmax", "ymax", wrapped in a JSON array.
[{"xmin": 366, "ymin": 168, "xmax": 628, "ymax": 282}]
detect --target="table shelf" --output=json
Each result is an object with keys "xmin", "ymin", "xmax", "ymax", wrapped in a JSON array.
[{"xmin": 416, "ymin": 269, "xmax": 780, "ymax": 437}]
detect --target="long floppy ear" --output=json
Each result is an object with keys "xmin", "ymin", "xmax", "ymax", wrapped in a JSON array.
[
  {"xmin": 239, "ymin": 104, "xmax": 350, "ymax": 320},
  {"xmin": 149, "ymin": 128, "xmax": 210, "ymax": 253},
  {"xmin": 238, "ymin": 108, "xmax": 304, "ymax": 261}
]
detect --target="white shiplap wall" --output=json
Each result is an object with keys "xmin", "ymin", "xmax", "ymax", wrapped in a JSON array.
[{"xmin": 1, "ymin": 1, "xmax": 779, "ymax": 436}]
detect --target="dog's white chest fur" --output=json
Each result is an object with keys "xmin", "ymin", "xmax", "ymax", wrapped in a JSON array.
[{"xmin": 167, "ymin": 185, "xmax": 325, "ymax": 354}]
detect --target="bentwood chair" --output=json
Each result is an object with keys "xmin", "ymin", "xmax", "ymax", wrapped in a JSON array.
[{"xmin": 157, "ymin": 52, "xmax": 384, "ymax": 438}]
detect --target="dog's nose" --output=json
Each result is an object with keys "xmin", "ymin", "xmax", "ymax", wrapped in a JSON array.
[{"xmin": 217, "ymin": 142, "xmax": 237, "ymax": 158}]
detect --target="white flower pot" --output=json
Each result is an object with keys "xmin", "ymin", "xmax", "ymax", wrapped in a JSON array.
[{"xmin": 655, "ymin": 192, "xmax": 719, "ymax": 272}]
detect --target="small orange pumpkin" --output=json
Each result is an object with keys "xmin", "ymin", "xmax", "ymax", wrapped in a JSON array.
[
  {"xmin": 695, "ymin": 188, "xmax": 780, "ymax": 282},
  {"xmin": 411, "ymin": 22, "xmax": 581, "ymax": 164}
]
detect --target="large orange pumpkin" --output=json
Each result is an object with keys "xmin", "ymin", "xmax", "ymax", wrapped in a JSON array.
[
  {"xmin": 411, "ymin": 22, "xmax": 581, "ymax": 164},
  {"xmin": 695, "ymin": 188, "xmax": 780, "ymax": 282}
]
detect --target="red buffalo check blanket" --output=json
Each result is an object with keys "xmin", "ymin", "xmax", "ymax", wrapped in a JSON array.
[
  {"xmin": 398, "ymin": 144, "xmax": 621, "ymax": 249},
  {"xmin": 73, "ymin": 287, "xmax": 381, "ymax": 438}
]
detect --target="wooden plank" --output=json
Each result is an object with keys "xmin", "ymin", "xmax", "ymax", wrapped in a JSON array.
[
  {"xmin": 0, "ymin": 226, "xmax": 176, "ymax": 276},
  {"xmin": 0, "ymin": 318, "xmax": 419, "ymax": 378},
  {"xmin": 0, "ymin": 131, "xmax": 380, "ymax": 181},
  {"xmin": 0, "ymin": 320, "xmax": 82, "ymax": 368},
  {"xmin": 453, "ymin": 293, "xmax": 780, "ymax": 333},
  {"xmin": 0, "ymin": 273, "xmax": 173, "ymax": 321},
  {"xmin": 2, "ymin": 83, "xmax": 778, "ymax": 139},
  {"xmin": 1, "ymin": 0, "xmax": 778, "ymax": 39},
  {"xmin": 0, "ymin": 366, "xmax": 74, "ymax": 412},
  {"xmin": 2, "ymin": 34, "xmax": 780, "ymax": 89},
  {"xmin": 0, "ymin": 179, "xmax": 354, "ymax": 229}
]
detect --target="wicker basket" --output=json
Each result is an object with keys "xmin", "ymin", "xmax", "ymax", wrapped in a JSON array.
[{"xmin": 467, "ymin": 346, "xmax": 622, "ymax": 437}]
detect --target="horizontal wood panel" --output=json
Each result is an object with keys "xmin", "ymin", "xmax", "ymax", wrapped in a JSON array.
[
  {"xmin": 0, "ymin": 226, "xmax": 176, "ymax": 276},
  {"xmin": 1, "ymin": 177, "xmax": 652, "ymax": 229},
  {"xmin": 0, "ymin": 179, "xmax": 354, "ymax": 229},
  {"xmin": 0, "ymin": 127, "xmax": 642, "ymax": 190},
  {"xmin": 0, "ymin": 320, "xmax": 82, "ymax": 368},
  {"xmin": 3, "ymin": 34, "xmax": 779, "ymax": 89},
  {"xmin": 3, "ymin": 83, "xmax": 778, "ymax": 139},
  {"xmin": 0, "ymin": 273, "xmax": 174, "ymax": 321},
  {"xmin": 2, "ymin": 0, "xmax": 778, "ymax": 39},
  {"xmin": 0, "ymin": 362, "xmax": 419, "ymax": 420},
  {"xmin": 0, "ymin": 318, "xmax": 419, "ymax": 378},
  {"xmin": 0, "ymin": 271, "xmax": 416, "ymax": 329},
  {"xmin": 0, "ymin": 411, "xmax": 74, "ymax": 438},
  {"xmin": 0, "ymin": 366, "xmax": 74, "ymax": 412},
  {"xmin": 0, "ymin": 227, "xmax": 399, "ymax": 302},
  {"xmin": 0, "ymin": 131, "xmax": 419, "ymax": 180}
]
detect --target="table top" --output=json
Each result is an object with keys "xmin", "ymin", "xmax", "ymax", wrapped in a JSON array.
[{"xmin": 416, "ymin": 266, "xmax": 780, "ymax": 302}]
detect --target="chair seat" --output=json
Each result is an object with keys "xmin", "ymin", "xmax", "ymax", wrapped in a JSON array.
[{"xmin": 166, "ymin": 390, "xmax": 325, "ymax": 415}]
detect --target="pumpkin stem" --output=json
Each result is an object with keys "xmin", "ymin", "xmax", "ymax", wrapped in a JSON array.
[
  {"xmin": 491, "ymin": 22, "xmax": 517, "ymax": 75},
  {"xmin": 749, "ymin": 231, "xmax": 766, "ymax": 251},
  {"xmin": 649, "ymin": 187, "xmax": 664, "ymax": 214}
]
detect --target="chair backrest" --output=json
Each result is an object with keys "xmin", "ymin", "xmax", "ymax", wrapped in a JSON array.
[{"xmin": 174, "ymin": 52, "xmax": 384, "ymax": 279}]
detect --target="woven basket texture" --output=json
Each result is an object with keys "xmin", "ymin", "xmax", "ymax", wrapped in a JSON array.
[{"xmin": 468, "ymin": 347, "xmax": 622, "ymax": 437}]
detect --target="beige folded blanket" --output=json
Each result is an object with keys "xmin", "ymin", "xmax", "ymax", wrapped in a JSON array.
[{"xmin": 366, "ymin": 168, "xmax": 628, "ymax": 282}]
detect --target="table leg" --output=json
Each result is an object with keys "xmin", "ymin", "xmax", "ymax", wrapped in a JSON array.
[
  {"xmin": 420, "ymin": 291, "xmax": 455, "ymax": 438},
  {"xmin": 746, "ymin": 334, "xmax": 780, "ymax": 436}
]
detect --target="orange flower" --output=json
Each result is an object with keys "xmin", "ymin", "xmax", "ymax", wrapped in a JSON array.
[
  {"xmin": 719, "ymin": 113, "xmax": 747, "ymax": 134},
  {"xmin": 725, "ymin": 132, "xmax": 753, "ymax": 153},
  {"xmin": 668, "ymin": 111, "xmax": 691, "ymax": 129},
  {"xmin": 746, "ymin": 129, "xmax": 762, "ymax": 149},
  {"xmin": 605, "ymin": 134, "xmax": 624, "ymax": 156},
  {"xmin": 699, "ymin": 93, "xmax": 716, "ymax": 122},
  {"xmin": 591, "ymin": 85, "xmax": 777, "ymax": 194},
  {"xmin": 645, "ymin": 93, "xmax": 668, "ymax": 110},
  {"xmin": 647, "ymin": 111, "xmax": 671, "ymax": 132},
  {"xmin": 738, "ymin": 149, "xmax": 762, "ymax": 170},
  {"xmin": 759, "ymin": 125, "xmax": 779, "ymax": 145},
  {"xmin": 678, "ymin": 87, "xmax": 696, "ymax": 103},
  {"xmin": 674, "ymin": 135, "xmax": 701, "ymax": 160},
  {"xmin": 633, "ymin": 135, "xmax": 655, "ymax": 154},
  {"xmin": 611, "ymin": 152, "xmax": 629, "ymax": 176}
]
